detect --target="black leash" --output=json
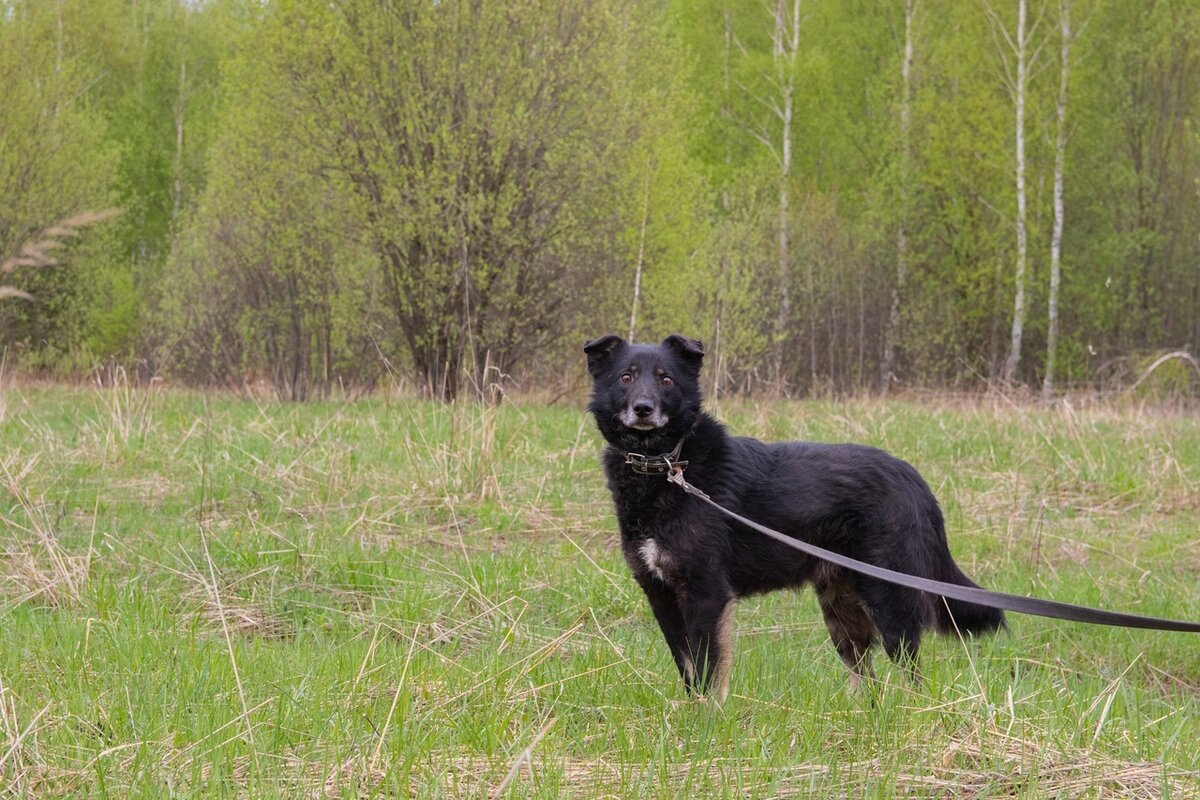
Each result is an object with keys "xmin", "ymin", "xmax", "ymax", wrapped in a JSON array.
[{"xmin": 662, "ymin": 464, "xmax": 1200, "ymax": 633}]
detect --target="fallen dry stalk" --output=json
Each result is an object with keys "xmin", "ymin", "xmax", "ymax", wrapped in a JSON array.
[
  {"xmin": 490, "ymin": 716, "xmax": 556, "ymax": 799},
  {"xmin": 1, "ymin": 209, "xmax": 122, "ymax": 301}
]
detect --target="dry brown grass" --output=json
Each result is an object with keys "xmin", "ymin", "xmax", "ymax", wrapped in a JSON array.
[
  {"xmin": 0, "ymin": 673, "xmax": 52, "ymax": 798},
  {"xmin": 184, "ymin": 749, "xmax": 388, "ymax": 799},
  {"xmin": 90, "ymin": 362, "xmax": 159, "ymax": 445},
  {"xmin": 393, "ymin": 722, "xmax": 1199, "ymax": 799},
  {"xmin": 927, "ymin": 721, "xmax": 1195, "ymax": 799},
  {"xmin": 11, "ymin": 722, "xmax": 1188, "ymax": 799},
  {"xmin": 179, "ymin": 565, "xmax": 292, "ymax": 641},
  {"xmin": 2, "ymin": 735, "xmax": 390, "ymax": 799},
  {"xmin": 0, "ymin": 455, "xmax": 91, "ymax": 610}
]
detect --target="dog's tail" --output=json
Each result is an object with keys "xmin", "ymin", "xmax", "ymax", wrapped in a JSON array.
[{"xmin": 931, "ymin": 559, "xmax": 1007, "ymax": 636}]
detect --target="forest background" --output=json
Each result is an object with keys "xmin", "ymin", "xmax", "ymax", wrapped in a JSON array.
[{"xmin": 3, "ymin": 0, "xmax": 1200, "ymax": 402}]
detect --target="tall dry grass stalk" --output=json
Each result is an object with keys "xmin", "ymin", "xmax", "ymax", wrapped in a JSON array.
[
  {"xmin": 0, "ymin": 209, "xmax": 122, "ymax": 301},
  {"xmin": 0, "ymin": 671, "xmax": 50, "ymax": 795},
  {"xmin": 400, "ymin": 400, "xmax": 504, "ymax": 505},
  {"xmin": 93, "ymin": 362, "xmax": 158, "ymax": 444},
  {"xmin": 0, "ymin": 349, "xmax": 8, "ymax": 424}
]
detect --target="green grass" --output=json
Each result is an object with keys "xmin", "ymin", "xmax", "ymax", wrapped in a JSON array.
[{"xmin": 1, "ymin": 383, "xmax": 1198, "ymax": 798}]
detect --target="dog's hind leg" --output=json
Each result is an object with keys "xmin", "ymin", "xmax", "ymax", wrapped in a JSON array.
[
  {"xmin": 881, "ymin": 629, "xmax": 922, "ymax": 685},
  {"xmin": 816, "ymin": 576, "xmax": 877, "ymax": 692},
  {"xmin": 859, "ymin": 581, "xmax": 925, "ymax": 684}
]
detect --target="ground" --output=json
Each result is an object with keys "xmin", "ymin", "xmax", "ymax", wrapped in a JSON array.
[{"xmin": 1, "ymin": 382, "xmax": 1198, "ymax": 798}]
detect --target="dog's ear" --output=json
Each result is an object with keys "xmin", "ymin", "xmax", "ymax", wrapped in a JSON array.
[
  {"xmin": 584, "ymin": 335, "xmax": 626, "ymax": 376},
  {"xmin": 662, "ymin": 335, "xmax": 704, "ymax": 374}
]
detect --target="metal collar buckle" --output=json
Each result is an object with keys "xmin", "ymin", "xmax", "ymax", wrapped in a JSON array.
[
  {"xmin": 624, "ymin": 451, "xmax": 688, "ymax": 476},
  {"xmin": 623, "ymin": 426, "xmax": 693, "ymax": 477}
]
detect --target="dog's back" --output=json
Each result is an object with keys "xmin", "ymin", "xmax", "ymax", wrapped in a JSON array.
[{"xmin": 659, "ymin": 432, "xmax": 1002, "ymax": 640}]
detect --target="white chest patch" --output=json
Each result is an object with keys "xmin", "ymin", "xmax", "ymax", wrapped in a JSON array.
[{"xmin": 638, "ymin": 538, "xmax": 668, "ymax": 581}]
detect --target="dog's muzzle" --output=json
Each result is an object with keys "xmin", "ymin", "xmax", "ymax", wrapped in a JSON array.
[{"xmin": 619, "ymin": 405, "xmax": 667, "ymax": 431}]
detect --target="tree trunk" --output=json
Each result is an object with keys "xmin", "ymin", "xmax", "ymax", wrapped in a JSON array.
[
  {"xmin": 713, "ymin": 10, "xmax": 733, "ymax": 404},
  {"xmin": 771, "ymin": 0, "xmax": 801, "ymax": 392},
  {"xmin": 173, "ymin": 57, "xmax": 187, "ymax": 223},
  {"xmin": 1002, "ymin": 0, "xmax": 1030, "ymax": 385},
  {"xmin": 1043, "ymin": 0, "xmax": 1071, "ymax": 400},
  {"xmin": 628, "ymin": 167, "xmax": 652, "ymax": 342},
  {"xmin": 881, "ymin": 0, "xmax": 917, "ymax": 393}
]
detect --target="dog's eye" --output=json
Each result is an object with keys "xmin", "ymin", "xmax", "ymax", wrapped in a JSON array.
[
  {"xmin": 619, "ymin": 373, "xmax": 633, "ymax": 385},
  {"xmin": 660, "ymin": 375, "xmax": 674, "ymax": 387}
]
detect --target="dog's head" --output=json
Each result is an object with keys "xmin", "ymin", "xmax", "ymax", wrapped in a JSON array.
[{"xmin": 583, "ymin": 334, "xmax": 704, "ymax": 451}]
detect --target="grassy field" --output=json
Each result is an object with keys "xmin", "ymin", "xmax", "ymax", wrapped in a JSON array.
[{"xmin": 1, "ymin": 382, "xmax": 1198, "ymax": 798}]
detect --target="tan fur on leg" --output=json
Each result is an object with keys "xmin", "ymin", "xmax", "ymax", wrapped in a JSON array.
[
  {"xmin": 713, "ymin": 599, "xmax": 736, "ymax": 703},
  {"xmin": 816, "ymin": 575, "xmax": 878, "ymax": 691}
]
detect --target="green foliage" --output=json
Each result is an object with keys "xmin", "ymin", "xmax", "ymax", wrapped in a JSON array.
[
  {"xmin": 5, "ymin": 0, "xmax": 1200, "ymax": 395},
  {"xmin": 0, "ymin": 4, "xmax": 118, "ymax": 364},
  {"xmin": 156, "ymin": 9, "xmax": 387, "ymax": 400},
  {"xmin": 0, "ymin": 0, "xmax": 232, "ymax": 370},
  {"xmin": 245, "ymin": 0, "xmax": 652, "ymax": 399}
]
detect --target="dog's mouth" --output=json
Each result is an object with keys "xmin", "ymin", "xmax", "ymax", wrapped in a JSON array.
[{"xmin": 618, "ymin": 408, "xmax": 668, "ymax": 432}]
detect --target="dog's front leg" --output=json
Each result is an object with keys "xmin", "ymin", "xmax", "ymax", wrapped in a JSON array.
[
  {"xmin": 681, "ymin": 588, "xmax": 736, "ymax": 703},
  {"xmin": 639, "ymin": 579, "xmax": 694, "ymax": 687}
]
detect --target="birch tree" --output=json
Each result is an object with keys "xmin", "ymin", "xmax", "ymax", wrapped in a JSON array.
[
  {"xmin": 773, "ymin": 0, "xmax": 802, "ymax": 388},
  {"xmin": 736, "ymin": 0, "xmax": 802, "ymax": 389},
  {"xmin": 1042, "ymin": 0, "xmax": 1073, "ymax": 399},
  {"xmin": 712, "ymin": 9, "xmax": 734, "ymax": 402},
  {"xmin": 988, "ymin": 0, "xmax": 1046, "ymax": 385},
  {"xmin": 881, "ymin": 0, "xmax": 918, "ymax": 392},
  {"xmin": 627, "ymin": 168, "xmax": 651, "ymax": 342}
]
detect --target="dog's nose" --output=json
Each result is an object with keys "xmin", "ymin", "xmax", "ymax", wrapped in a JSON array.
[{"xmin": 633, "ymin": 401, "xmax": 654, "ymax": 418}]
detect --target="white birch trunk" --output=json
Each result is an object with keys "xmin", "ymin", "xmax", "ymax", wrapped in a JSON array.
[
  {"xmin": 713, "ymin": 11, "xmax": 733, "ymax": 403},
  {"xmin": 1043, "ymin": 0, "xmax": 1071, "ymax": 399},
  {"xmin": 627, "ymin": 168, "xmax": 651, "ymax": 342},
  {"xmin": 771, "ymin": 0, "xmax": 801, "ymax": 390},
  {"xmin": 172, "ymin": 57, "xmax": 187, "ymax": 223},
  {"xmin": 1002, "ymin": 0, "xmax": 1030, "ymax": 385},
  {"xmin": 882, "ymin": 0, "xmax": 917, "ymax": 392}
]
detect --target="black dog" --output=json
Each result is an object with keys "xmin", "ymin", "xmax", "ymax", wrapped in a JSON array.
[{"xmin": 585, "ymin": 334, "xmax": 1004, "ymax": 701}]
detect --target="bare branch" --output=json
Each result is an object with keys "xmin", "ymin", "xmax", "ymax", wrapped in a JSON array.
[
  {"xmin": 982, "ymin": 1, "xmax": 1018, "ymax": 54},
  {"xmin": 1026, "ymin": 0, "xmax": 1050, "ymax": 45},
  {"xmin": 984, "ymin": 7, "xmax": 1017, "ymax": 92},
  {"xmin": 733, "ymin": 77, "xmax": 786, "ymax": 121},
  {"xmin": 745, "ymin": 123, "xmax": 784, "ymax": 167}
]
